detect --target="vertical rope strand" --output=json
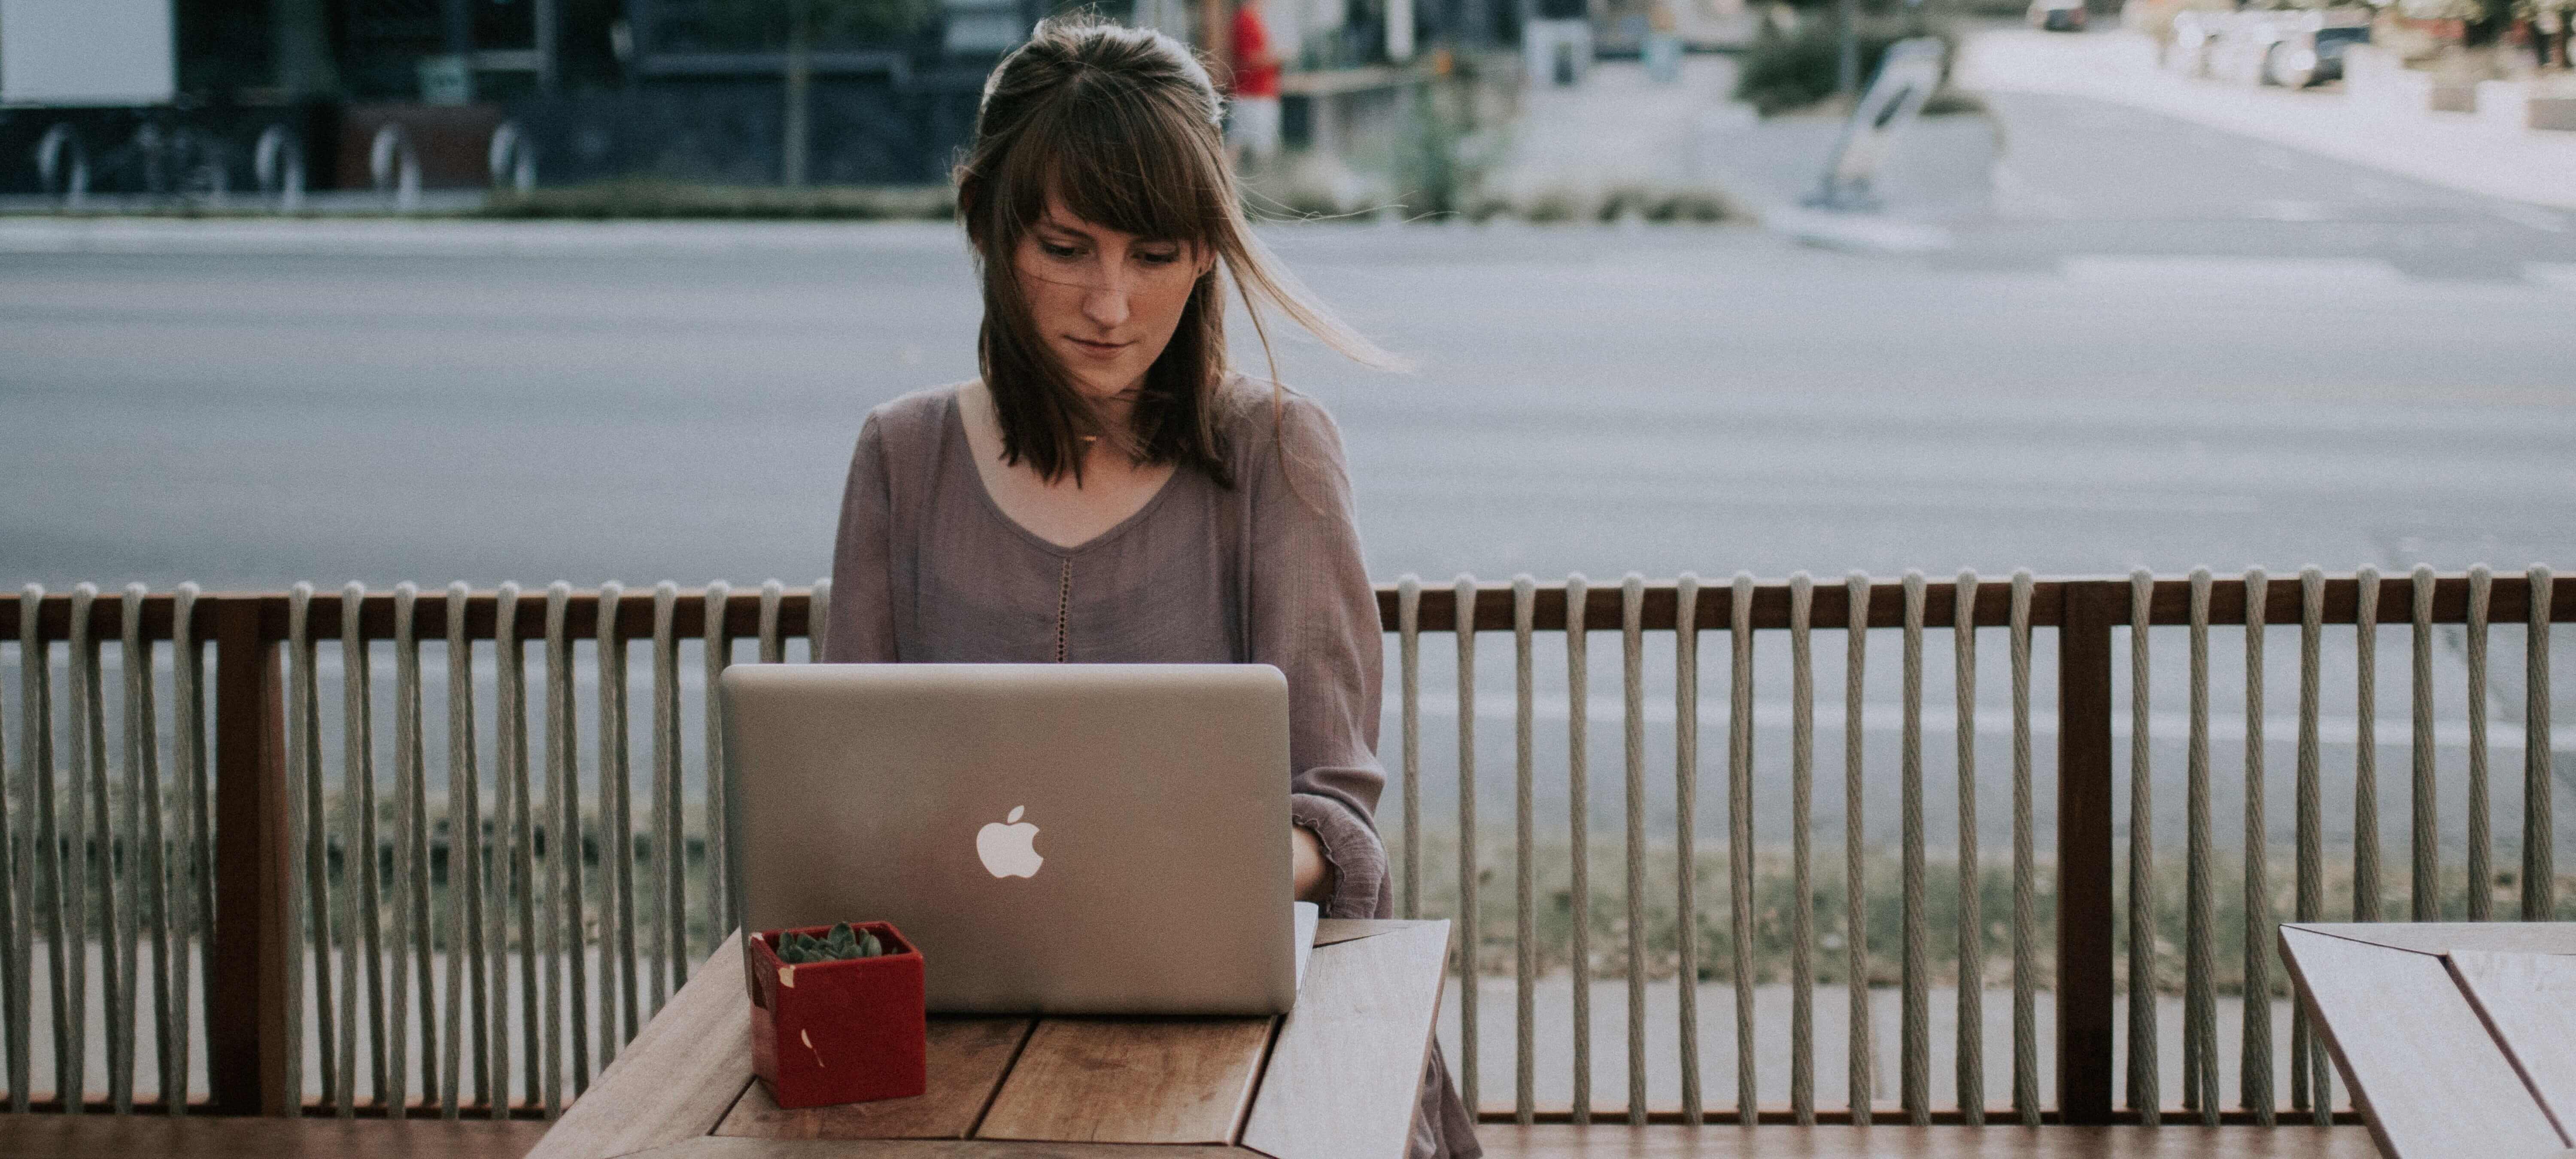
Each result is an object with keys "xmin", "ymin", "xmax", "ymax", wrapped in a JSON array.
[
  {"xmin": 2124, "ymin": 570, "xmax": 2158, "ymax": 1124},
  {"xmin": 285, "ymin": 585, "xmax": 319, "ymax": 1113},
  {"xmin": 446, "ymin": 584, "xmax": 490, "ymax": 1117},
  {"xmin": 425, "ymin": 588, "xmax": 456, "ymax": 1116},
  {"xmin": 2183, "ymin": 569, "xmax": 2217, "ymax": 1126},
  {"xmin": 357, "ymin": 587, "xmax": 397, "ymax": 1111},
  {"xmin": 387, "ymin": 586, "xmax": 422, "ymax": 1118},
  {"xmin": 1510, "ymin": 577, "xmax": 1537, "ymax": 1126},
  {"xmin": 477, "ymin": 587, "xmax": 514, "ymax": 1117},
  {"xmin": 392, "ymin": 586, "xmax": 432, "ymax": 1116},
  {"xmin": 118, "ymin": 587, "xmax": 160, "ymax": 1114},
  {"xmin": 2240, "ymin": 569, "xmax": 2273, "ymax": 1124},
  {"xmin": 757, "ymin": 581, "xmax": 784, "ymax": 666},
  {"xmin": 599, "ymin": 581, "xmax": 637, "ymax": 1062},
  {"xmin": 1844, "ymin": 572, "xmax": 1874, "ymax": 1124},
  {"xmin": 1676, "ymin": 575, "xmax": 1705, "ymax": 1126},
  {"xmin": 386, "ymin": 586, "xmax": 422, "ymax": 1114},
  {"xmin": 2294, "ymin": 569, "xmax": 2329, "ymax": 1122},
  {"xmin": 2354, "ymin": 569, "xmax": 2382, "ymax": 926},
  {"xmin": 701, "ymin": 581, "xmax": 733, "ymax": 949},
  {"xmin": 338, "ymin": 584, "xmax": 375, "ymax": 1118},
  {"xmin": 1452, "ymin": 574, "xmax": 1479, "ymax": 1116},
  {"xmin": 2008, "ymin": 572, "xmax": 2038, "ymax": 1126},
  {"xmin": 1899, "ymin": 571, "xmax": 1927, "ymax": 1126},
  {"xmin": 649, "ymin": 584, "xmax": 681, "ymax": 1013},
  {"xmin": 1787, "ymin": 573, "xmax": 1815, "ymax": 1126},
  {"xmin": 173, "ymin": 582, "xmax": 209, "ymax": 1114},
  {"xmin": 1397, "ymin": 577, "xmax": 1420, "ymax": 922},
  {"xmin": 68, "ymin": 584, "xmax": 104, "ymax": 1115},
  {"xmin": 2409, "ymin": 566, "xmax": 2438, "ymax": 922},
  {"xmin": 500, "ymin": 583, "xmax": 540, "ymax": 1114},
  {"xmin": 544, "ymin": 584, "xmax": 585, "ymax": 1104},
  {"xmin": 2526, "ymin": 566, "xmax": 2554, "ymax": 922},
  {"xmin": 104, "ymin": 590, "xmax": 141, "ymax": 1113},
  {"xmin": 2465, "ymin": 569, "xmax": 2492, "ymax": 923},
  {"xmin": 332, "ymin": 584, "xmax": 368, "ymax": 1118},
  {"xmin": 1564, "ymin": 574, "xmax": 1592, "ymax": 1124},
  {"xmin": 88, "ymin": 590, "xmax": 130, "ymax": 1117},
  {"xmin": 1952, "ymin": 572, "xmax": 1983, "ymax": 1125},
  {"xmin": 806, "ymin": 579, "xmax": 831, "ymax": 663},
  {"xmin": 1619, "ymin": 575, "xmax": 1646, "ymax": 1126},
  {"xmin": 126, "ymin": 588, "xmax": 171, "ymax": 1110},
  {"xmin": 1728, "ymin": 571, "xmax": 1758, "ymax": 1125}
]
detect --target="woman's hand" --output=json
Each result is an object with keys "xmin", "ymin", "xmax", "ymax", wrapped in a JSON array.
[{"xmin": 1291, "ymin": 824, "xmax": 1334, "ymax": 904}]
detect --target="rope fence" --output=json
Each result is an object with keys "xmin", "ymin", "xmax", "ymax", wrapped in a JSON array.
[{"xmin": 0, "ymin": 569, "xmax": 2567, "ymax": 1122}]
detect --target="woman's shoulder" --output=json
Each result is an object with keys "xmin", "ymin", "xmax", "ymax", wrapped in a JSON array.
[
  {"xmin": 856, "ymin": 382, "xmax": 969, "ymax": 454},
  {"xmin": 1212, "ymin": 374, "xmax": 1346, "ymax": 459}
]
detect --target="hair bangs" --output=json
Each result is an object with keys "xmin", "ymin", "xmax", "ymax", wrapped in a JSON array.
[{"xmin": 1020, "ymin": 81, "xmax": 1224, "ymax": 249}]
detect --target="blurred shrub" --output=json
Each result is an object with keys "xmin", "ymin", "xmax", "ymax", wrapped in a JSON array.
[
  {"xmin": 483, "ymin": 178, "xmax": 954, "ymax": 219},
  {"xmin": 1732, "ymin": 18, "xmax": 1965, "ymax": 116}
]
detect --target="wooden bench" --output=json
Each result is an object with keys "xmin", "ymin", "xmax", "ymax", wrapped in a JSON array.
[
  {"xmin": 0, "ymin": 1117, "xmax": 2373, "ymax": 1159},
  {"xmin": 0, "ymin": 1115, "xmax": 550, "ymax": 1159}
]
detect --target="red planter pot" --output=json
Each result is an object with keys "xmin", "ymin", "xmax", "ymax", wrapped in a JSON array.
[{"xmin": 744, "ymin": 922, "xmax": 928, "ymax": 1108}]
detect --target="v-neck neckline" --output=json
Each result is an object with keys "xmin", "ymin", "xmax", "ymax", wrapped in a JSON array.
[{"xmin": 945, "ymin": 388, "xmax": 1185, "ymax": 558}]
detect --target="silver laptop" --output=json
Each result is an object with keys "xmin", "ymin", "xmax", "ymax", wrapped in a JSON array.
[{"xmin": 723, "ymin": 663, "xmax": 1310, "ymax": 1016}]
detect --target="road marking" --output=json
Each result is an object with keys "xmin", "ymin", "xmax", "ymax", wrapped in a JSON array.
[
  {"xmin": 2060, "ymin": 255, "xmax": 2404, "ymax": 284},
  {"xmin": 2528, "ymin": 262, "xmax": 2576, "ymax": 289},
  {"xmin": 2491, "ymin": 202, "xmax": 2570, "ymax": 233}
]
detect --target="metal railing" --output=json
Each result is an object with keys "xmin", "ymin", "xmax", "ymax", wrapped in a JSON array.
[{"xmin": 0, "ymin": 567, "xmax": 2564, "ymax": 1124}]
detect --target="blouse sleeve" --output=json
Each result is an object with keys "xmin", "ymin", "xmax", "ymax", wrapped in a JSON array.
[
  {"xmin": 824, "ymin": 412, "xmax": 900, "ymax": 664},
  {"xmin": 1246, "ymin": 392, "xmax": 1393, "ymax": 921}
]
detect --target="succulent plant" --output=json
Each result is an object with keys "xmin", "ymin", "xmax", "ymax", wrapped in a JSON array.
[{"xmin": 772, "ymin": 922, "xmax": 884, "ymax": 964}]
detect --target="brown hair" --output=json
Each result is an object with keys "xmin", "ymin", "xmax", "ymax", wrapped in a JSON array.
[{"xmin": 953, "ymin": 16, "xmax": 1401, "ymax": 487}]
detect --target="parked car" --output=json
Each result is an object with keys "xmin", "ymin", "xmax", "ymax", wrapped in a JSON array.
[
  {"xmin": 2263, "ymin": 20, "xmax": 2370, "ymax": 87},
  {"xmin": 2166, "ymin": 8, "xmax": 2369, "ymax": 87},
  {"xmin": 2029, "ymin": 0, "xmax": 2088, "ymax": 31}
]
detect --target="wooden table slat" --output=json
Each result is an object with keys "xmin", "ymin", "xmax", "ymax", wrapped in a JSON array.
[
  {"xmin": 632, "ymin": 1138, "xmax": 1253, "ymax": 1159},
  {"xmin": 2278, "ymin": 926, "xmax": 2564, "ymax": 1159},
  {"xmin": 717, "ymin": 1017, "xmax": 1035, "ymax": 1141},
  {"xmin": 2447, "ymin": 951, "xmax": 2576, "ymax": 1147},
  {"xmin": 526, "ymin": 931, "xmax": 756, "ymax": 1159},
  {"xmin": 2292, "ymin": 922, "xmax": 2576, "ymax": 958},
  {"xmin": 974, "ymin": 1017, "xmax": 1276, "ymax": 1145},
  {"xmin": 1240, "ymin": 920, "xmax": 1452, "ymax": 1159},
  {"xmin": 1314, "ymin": 918, "xmax": 1441, "ymax": 948}
]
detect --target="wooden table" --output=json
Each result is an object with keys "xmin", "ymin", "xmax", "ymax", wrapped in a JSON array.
[
  {"xmin": 527, "ymin": 919, "xmax": 1451, "ymax": 1159},
  {"xmin": 2278, "ymin": 922, "xmax": 2576, "ymax": 1159}
]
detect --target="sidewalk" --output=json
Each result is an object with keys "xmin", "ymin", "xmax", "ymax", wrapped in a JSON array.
[
  {"xmin": 1958, "ymin": 28, "xmax": 2576, "ymax": 213},
  {"xmin": 1480, "ymin": 55, "xmax": 1754, "ymax": 211}
]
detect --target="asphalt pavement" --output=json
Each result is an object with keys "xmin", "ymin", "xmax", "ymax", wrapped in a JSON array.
[{"xmin": 0, "ymin": 33, "xmax": 2569, "ymax": 852}]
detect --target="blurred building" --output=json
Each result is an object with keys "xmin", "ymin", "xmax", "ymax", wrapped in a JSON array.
[{"xmin": 0, "ymin": 0, "xmax": 1523, "ymax": 195}]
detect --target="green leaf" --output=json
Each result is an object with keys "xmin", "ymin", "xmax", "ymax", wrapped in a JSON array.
[
  {"xmin": 827, "ymin": 923, "xmax": 860, "ymax": 959},
  {"xmin": 858, "ymin": 931, "xmax": 881, "ymax": 958}
]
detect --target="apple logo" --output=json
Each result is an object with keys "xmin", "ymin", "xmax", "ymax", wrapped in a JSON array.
[{"xmin": 976, "ymin": 805, "xmax": 1043, "ymax": 879}]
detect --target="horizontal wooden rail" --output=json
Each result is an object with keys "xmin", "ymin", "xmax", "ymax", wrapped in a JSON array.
[{"xmin": 7, "ymin": 572, "xmax": 2567, "ymax": 642}]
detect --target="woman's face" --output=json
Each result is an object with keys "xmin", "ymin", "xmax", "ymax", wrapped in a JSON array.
[{"xmin": 1013, "ymin": 200, "xmax": 1207, "ymax": 402}]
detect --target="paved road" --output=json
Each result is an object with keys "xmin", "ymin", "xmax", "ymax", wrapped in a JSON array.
[{"xmin": 2, "ymin": 49, "xmax": 2569, "ymax": 849}]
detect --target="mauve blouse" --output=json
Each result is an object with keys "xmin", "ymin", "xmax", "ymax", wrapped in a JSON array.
[{"xmin": 821, "ymin": 378, "xmax": 1479, "ymax": 1159}]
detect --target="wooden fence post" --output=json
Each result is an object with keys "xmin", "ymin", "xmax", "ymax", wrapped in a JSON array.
[
  {"xmin": 2055, "ymin": 580, "xmax": 2117, "ymax": 1124},
  {"xmin": 208, "ymin": 596, "xmax": 295, "ymax": 1116}
]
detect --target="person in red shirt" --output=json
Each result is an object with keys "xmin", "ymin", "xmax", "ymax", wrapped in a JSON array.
[{"xmin": 1227, "ymin": 0, "xmax": 1284, "ymax": 167}]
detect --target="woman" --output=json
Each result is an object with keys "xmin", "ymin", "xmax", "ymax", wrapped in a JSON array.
[{"xmin": 820, "ymin": 18, "xmax": 1479, "ymax": 1159}]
